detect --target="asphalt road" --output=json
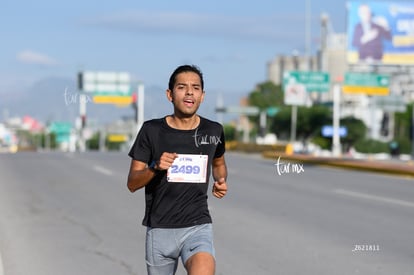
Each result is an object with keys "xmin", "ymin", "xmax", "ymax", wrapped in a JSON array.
[{"xmin": 0, "ymin": 151, "xmax": 413, "ymax": 275}]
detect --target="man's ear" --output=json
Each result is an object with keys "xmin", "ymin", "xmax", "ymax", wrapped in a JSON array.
[{"xmin": 166, "ymin": 89, "xmax": 173, "ymax": 102}]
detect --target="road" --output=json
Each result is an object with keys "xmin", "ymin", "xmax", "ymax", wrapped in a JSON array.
[{"xmin": 0, "ymin": 151, "xmax": 413, "ymax": 275}]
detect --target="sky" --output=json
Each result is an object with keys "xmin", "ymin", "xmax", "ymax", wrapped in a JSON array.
[{"xmin": 0, "ymin": 0, "xmax": 360, "ymax": 123}]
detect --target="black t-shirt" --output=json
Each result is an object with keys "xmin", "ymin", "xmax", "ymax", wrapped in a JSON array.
[{"xmin": 128, "ymin": 116, "xmax": 225, "ymax": 228}]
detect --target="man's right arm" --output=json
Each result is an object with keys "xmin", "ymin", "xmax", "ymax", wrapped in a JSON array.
[
  {"xmin": 127, "ymin": 152, "xmax": 178, "ymax": 193},
  {"xmin": 127, "ymin": 159, "xmax": 157, "ymax": 192}
]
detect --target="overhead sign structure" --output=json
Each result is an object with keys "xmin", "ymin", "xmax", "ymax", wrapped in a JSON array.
[
  {"xmin": 283, "ymin": 71, "xmax": 331, "ymax": 92},
  {"xmin": 343, "ymin": 72, "xmax": 390, "ymax": 95},
  {"xmin": 78, "ymin": 71, "xmax": 132, "ymax": 105},
  {"xmin": 283, "ymin": 71, "xmax": 330, "ymax": 106},
  {"xmin": 372, "ymin": 94, "xmax": 406, "ymax": 112},
  {"xmin": 347, "ymin": 1, "xmax": 414, "ymax": 65}
]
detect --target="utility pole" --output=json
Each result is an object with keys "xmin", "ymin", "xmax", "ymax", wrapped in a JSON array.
[
  {"xmin": 79, "ymin": 94, "xmax": 87, "ymax": 152},
  {"xmin": 137, "ymin": 83, "xmax": 145, "ymax": 133},
  {"xmin": 332, "ymin": 83, "xmax": 341, "ymax": 157},
  {"xmin": 412, "ymin": 104, "xmax": 414, "ymax": 160}
]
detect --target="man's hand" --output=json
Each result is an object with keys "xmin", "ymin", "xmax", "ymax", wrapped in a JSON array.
[
  {"xmin": 212, "ymin": 178, "xmax": 227, "ymax": 199},
  {"xmin": 155, "ymin": 152, "xmax": 178, "ymax": 170}
]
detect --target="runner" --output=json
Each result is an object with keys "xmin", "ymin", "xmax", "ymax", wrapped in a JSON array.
[{"xmin": 127, "ymin": 64, "xmax": 228, "ymax": 275}]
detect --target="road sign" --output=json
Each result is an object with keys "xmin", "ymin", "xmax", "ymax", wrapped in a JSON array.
[
  {"xmin": 215, "ymin": 106, "xmax": 259, "ymax": 115},
  {"xmin": 322, "ymin": 126, "xmax": 347, "ymax": 137},
  {"xmin": 107, "ymin": 134, "xmax": 128, "ymax": 142},
  {"xmin": 215, "ymin": 106, "xmax": 279, "ymax": 116},
  {"xmin": 49, "ymin": 122, "xmax": 72, "ymax": 143},
  {"xmin": 78, "ymin": 71, "xmax": 133, "ymax": 105},
  {"xmin": 372, "ymin": 95, "xmax": 406, "ymax": 112},
  {"xmin": 343, "ymin": 72, "xmax": 390, "ymax": 95},
  {"xmin": 283, "ymin": 83, "xmax": 308, "ymax": 106},
  {"xmin": 266, "ymin": 107, "xmax": 279, "ymax": 117},
  {"xmin": 283, "ymin": 71, "xmax": 330, "ymax": 92}
]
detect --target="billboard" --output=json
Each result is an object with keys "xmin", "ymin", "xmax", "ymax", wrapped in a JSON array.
[{"xmin": 347, "ymin": 1, "xmax": 414, "ymax": 65}]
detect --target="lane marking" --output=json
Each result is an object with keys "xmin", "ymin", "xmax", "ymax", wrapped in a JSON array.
[
  {"xmin": 334, "ymin": 188, "xmax": 414, "ymax": 208},
  {"xmin": 93, "ymin": 165, "xmax": 113, "ymax": 176},
  {"xmin": 0, "ymin": 248, "xmax": 4, "ymax": 275}
]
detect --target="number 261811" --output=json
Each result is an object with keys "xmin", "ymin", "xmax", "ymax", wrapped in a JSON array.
[{"xmin": 352, "ymin": 245, "xmax": 380, "ymax": 252}]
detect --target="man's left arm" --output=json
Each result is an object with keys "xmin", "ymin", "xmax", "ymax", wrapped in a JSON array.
[{"xmin": 212, "ymin": 155, "xmax": 228, "ymax": 199}]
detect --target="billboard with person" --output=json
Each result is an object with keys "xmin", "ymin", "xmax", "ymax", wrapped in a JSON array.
[{"xmin": 347, "ymin": 1, "xmax": 414, "ymax": 65}]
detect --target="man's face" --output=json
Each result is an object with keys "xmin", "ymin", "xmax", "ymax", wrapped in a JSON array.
[
  {"xmin": 167, "ymin": 71, "xmax": 205, "ymax": 117},
  {"xmin": 359, "ymin": 5, "xmax": 371, "ymax": 23}
]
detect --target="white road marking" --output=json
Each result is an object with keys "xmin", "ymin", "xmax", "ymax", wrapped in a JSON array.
[
  {"xmin": 0, "ymin": 248, "xmax": 4, "ymax": 275},
  {"xmin": 334, "ymin": 188, "xmax": 414, "ymax": 208},
  {"xmin": 93, "ymin": 165, "xmax": 113, "ymax": 176}
]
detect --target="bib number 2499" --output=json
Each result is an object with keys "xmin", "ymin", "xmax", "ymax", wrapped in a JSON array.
[{"xmin": 167, "ymin": 154, "xmax": 208, "ymax": 183}]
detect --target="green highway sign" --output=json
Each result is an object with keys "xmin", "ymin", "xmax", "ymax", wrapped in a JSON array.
[
  {"xmin": 344, "ymin": 73, "xmax": 390, "ymax": 87},
  {"xmin": 215, "ymin": 106, "xmax": 279, "ymax": 116},
  {"xmin": 283, "ymin": 71, "xmax": 330, "ymax": 92},
  {"xmin": 266, "ymin": 107, "xmax": 279, "ymax": 116},
  {"xmin": 372, "ymin": 95, "xmax": 406, "ymax": 112},
  {"xmin": 78, "ymin": 71, "xmax": 133, "ymax": 105},
  {"xmin": 225, "ymin": 106, "xmax": 259, "ymax": 115},
  {"xmin": 49, "ymin": 122, "xmax": 72, "ymax": 143},
  {"xmin": 343, "ymin": 72, "xmax": 390, "ymax": 95}
]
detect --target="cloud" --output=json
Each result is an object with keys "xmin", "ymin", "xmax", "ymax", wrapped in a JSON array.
[
  {"xmin": 16, "ymin": 50, "xmax": 59, "ymax": 66},
  {"xmin": 82, "ymin": 10, "xmax": 305, "ymax": 43}
]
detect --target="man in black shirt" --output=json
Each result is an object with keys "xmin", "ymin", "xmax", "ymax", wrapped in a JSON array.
[{"xmin": 127, "ymin": 64, "xmax": 228, "ymax": 275}]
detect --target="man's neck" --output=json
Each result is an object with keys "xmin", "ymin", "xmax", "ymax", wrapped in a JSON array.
[{"xmin": 167, "ymin": 114, "xmax": 200, "ymax": 130}]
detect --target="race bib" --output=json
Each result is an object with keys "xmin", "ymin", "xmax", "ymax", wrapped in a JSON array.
[{"xmin": 167, "ymin": 154, "xmax": 208, "ymax": 183}]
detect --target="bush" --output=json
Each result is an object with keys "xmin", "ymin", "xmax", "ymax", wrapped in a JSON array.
[
  {"xmin": 311, "ymin": 136, "xmax": 330, "ymax": 150},
  {"xmin": 393, "ymin": 138, "xmax": 412, "ymax": 155},
  {"xmin": 354, "ymin": 139, "xmax": 389, "ymax": 154}
]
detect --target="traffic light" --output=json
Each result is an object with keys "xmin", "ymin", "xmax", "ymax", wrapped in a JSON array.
[
  {"xmin": 81, "ymin": 115, "xmax": 86, "ymax": 128},
  {"xmin": 77, "ymin": 72, "xmax": 83, "ymax": 90},
  {"xmin": 131, "ymin": 92, "xmax": 138, "ymax": 122}
]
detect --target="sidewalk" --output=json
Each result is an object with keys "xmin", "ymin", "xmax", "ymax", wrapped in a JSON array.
[{"xmin": 262, "ymin": 151, "xmax": 414, "ymax": 178}]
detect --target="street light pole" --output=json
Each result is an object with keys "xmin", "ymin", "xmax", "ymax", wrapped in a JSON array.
[
  {"xmin": 137, "ymin": 83, "xmax": 145, "ymax": 132},
  {"xmin": 411, "ymin": 104, "xmax": 414, "ymax": 160},
  {"xmin": 332, "ymin": 83, "xmax": 342, "ymax": 157}
]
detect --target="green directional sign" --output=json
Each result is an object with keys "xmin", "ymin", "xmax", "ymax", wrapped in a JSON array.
[
  {"xmin": 49, "ymin": 122, "xmax": 72, "ymax": 143},
  {"xmin": 343, "ymin": 72, "xmax": 390, "ymax": 95},
  {"xmin": 266, "ymin": 107, "xmax": 279, "ymax": 117},
  {"xmin": 344, "ymin": 72, "xmax": 390, "ymax": 87},
  {"xmin": 283, "ymin": 71, "xmax": 330, "ymax": 92}
]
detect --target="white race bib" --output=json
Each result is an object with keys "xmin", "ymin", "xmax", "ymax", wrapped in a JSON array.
[{"xmin": 167, "ymin": 154, "xmax": 208, "ymax": 183}]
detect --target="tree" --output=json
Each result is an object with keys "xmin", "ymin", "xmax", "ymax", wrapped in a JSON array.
[
  {"xmin": 394, "ymin": 103, "xmax": 413, "ymax": 140},
  {"xmin": 248, "ymin": 81, "xmax": 284, "ymax": 109},
  {"xmin": 340, "ymin": 117, "xmax": 367, "ymax": 145},
  {"xmin": 247, "ymin": 81, "xmax": 284, "ymax": 137},
  {"xmin": 394, "ymin": 103, "xmax": 413, "ymax": 154},
  {"xmin": 223, "ymin": 124, "xmax": 237, "ymax": 141},
  {"xmin": 297, "ymin": 106, "xmax": 331, "ymax": 140},
  {"xmin": 270, "ymin": 105, "xmax": 331, "ymax": 141}
]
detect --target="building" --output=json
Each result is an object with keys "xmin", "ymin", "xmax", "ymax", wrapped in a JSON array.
[{"xmin": 266, "ymin": 13, "xmax": 414, "ymax": 142}]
